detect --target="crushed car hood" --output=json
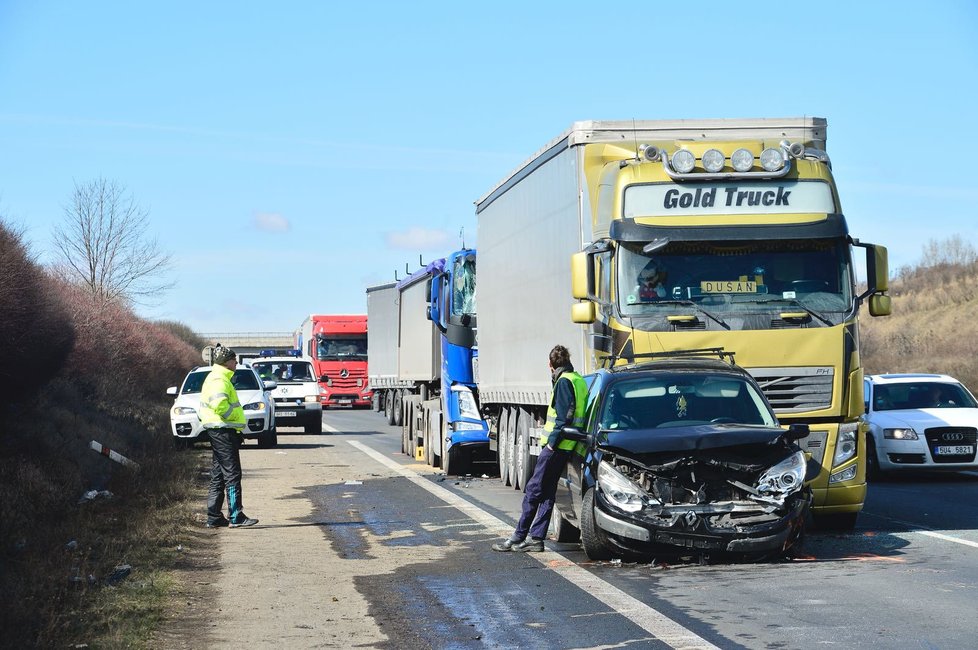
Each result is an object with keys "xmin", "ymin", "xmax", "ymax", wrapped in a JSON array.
[{"xmin": 597, "ymin": 424, "xmax": 787, "ymax": 456}]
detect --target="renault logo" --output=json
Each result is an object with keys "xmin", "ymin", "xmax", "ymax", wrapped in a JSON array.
[
  {"xmin": 340, "ymin": 369, "xmax": 349, "ymax": 378},
  {"xmin": 684, "ymin": 511, "xmax": 698, "ymax": 527},
  {"xmin": 942, "ymin": 432, "xmax": 965, "ymax": 442}
]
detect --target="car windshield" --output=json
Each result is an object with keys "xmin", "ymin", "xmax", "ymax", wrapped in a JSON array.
[
  {"xmin": 617, "ymin": 239, "xmax": 853, "ymax": 326},
  {"xmin": 181, "ymin": 369, "xmax": 260, "ymax": 394},
  {"xmin": 252, "ymin": 361, "xmax": 315, "ymax": 382},
  {"xmin": 316, "ymin": 336, "xmax": 367, "ymax": 360},
  {"xmin": 598, "ymin": 373, "xmax": 777, "ymax": 430},
  {"xmin": 872, "ymin": 381, "xmax": 978, "ymax": 411}
]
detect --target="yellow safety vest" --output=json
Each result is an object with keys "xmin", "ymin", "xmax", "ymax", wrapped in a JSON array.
[
  {"xmin": 200, "ymin": 365, "xmax": 245, "ymax": 430},
  {"xmin": 542, "ymin": 371, "xmax": 587, "ymax": 451}
]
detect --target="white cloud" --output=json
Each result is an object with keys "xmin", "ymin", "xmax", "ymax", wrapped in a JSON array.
[
  {"xmin": 253, "ymin": 212, "xmax": 290, "ymax": 232},
  {"xmin": 385, "ymin": 227, "xmax": 451, "ymax": 251}
]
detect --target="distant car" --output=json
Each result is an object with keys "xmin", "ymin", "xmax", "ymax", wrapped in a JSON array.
[
  {"xmin": 552, "ymin": 357, "xmax": 813, "ymax": 562},
  {"xmin": 248, "ymin": 356, "xmax": 324, "ymax": 434},
  {"xmin": 862, "ymin": 374, "xmax": 978, "ymax": 478},
  {"xmin": 167, "ymin": 365, "xmax": 277, "ymax": 448}
]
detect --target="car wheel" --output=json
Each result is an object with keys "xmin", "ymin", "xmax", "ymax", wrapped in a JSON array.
[
  {"xmin": 257, "ymin": 430, "xmax": 278, "ymax": 448},
  {"xmin": 581, "ymin": 488, "xmax": 614, "ymax": 561},
  {"xmin": 551, "ymin": 506, "xmax": 580, "ymax": 543},
  {"xmin": 304, "ymin": 420, "xmax": 321, "ymax": 434}
]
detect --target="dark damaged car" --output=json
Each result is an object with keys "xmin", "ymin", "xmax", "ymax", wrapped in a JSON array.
[{"xmin": 552, "ymin": 357, "xmax": 815, "ymax": 561}]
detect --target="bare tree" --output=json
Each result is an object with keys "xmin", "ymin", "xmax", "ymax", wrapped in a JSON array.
[{"xmin": 52, "ymin": 178, "xmax": 173, "ymax": 306}]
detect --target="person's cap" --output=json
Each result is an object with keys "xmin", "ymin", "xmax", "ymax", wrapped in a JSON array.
[{"xmin": 213, "ymin": 346, "xmax": 236, "ymax": 365}]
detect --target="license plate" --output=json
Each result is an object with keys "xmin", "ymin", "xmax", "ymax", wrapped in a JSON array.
[
  {"xmin": 278, "ymin": 411, "xmax": 297, "ymax": 417},
  {"xmin": 935, "ymin": 445, "xmax": 973, "ymax": 455},
  {"xmin": 338, "ymin": 399, "xmax": 351, "ymax": 405}
]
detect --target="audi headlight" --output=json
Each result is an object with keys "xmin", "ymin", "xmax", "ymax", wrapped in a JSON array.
[
  {"xmin": 242, "ymin": 402, "xmax": 266, "ymax": 412},
  {"xmin": 597, "ymin": 461, "xmax": 655, "ymax": 512},
  {"xmin": 755, "ymin": 451, "xmax": 806, "ymax": 496},
  {"xmin": 172, "ymin": 406, "xmax": 197, "ymax": 416},
  {"xmin": 883, "ymin": 427, "xmax": 918, "ymax": 440},
  {"xmin": 451, "ymin": 384, "xmax": 482, "ymax": 420},
  {"xmin": 834, "ymin": 423, "xmax": 858, "ymax": 466}
]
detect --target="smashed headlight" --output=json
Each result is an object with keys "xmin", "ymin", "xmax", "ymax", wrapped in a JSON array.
[
  {"xmin": 597, "ymin": 461, "xmax": 658, "ymax": 512},
  {"xmin": 754, "ymin": 451, "xmax": 806, "ymax": 497}
]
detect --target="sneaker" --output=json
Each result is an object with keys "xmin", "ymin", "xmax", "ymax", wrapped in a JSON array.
[
  {"xmin": 512, "ymin": 538, "xmax": 544, "ymax": 553},
  {"xmin": 229, "ymin": 517, "xmax": 259, "ymax": 528},
  {"xmin": 206, "ymin": 517, "xmax": 230, "ymax": 528}
]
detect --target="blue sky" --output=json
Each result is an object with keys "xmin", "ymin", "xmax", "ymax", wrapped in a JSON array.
[{"xmin": 2, "ymin": 2, "xmax": 976, "ymax": 333}]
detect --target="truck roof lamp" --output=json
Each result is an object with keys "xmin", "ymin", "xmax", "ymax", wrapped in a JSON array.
[
  {"xmin": 782, "ymin": 140, "xmax": 806, "ymax": 159},
  {"xmin": 760, "ymin": 147, "xmax": 786, "ymax": 172},
  {"xmin": 701, "ymin": 149, "xmax": 725, "ymax": 173},
  {"xmin": 671, "ymin": 149, "xmax": 696, "ymax": 174},
  {"xmin": 640, "ymin": 144, "xmax": 662, "ymax": 162},
  {"xmin": 731, "ymin": 148, "xmax": 755, "ymax": 172}
]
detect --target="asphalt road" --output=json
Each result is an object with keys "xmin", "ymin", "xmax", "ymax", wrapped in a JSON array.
[{"xmin": 300, "ymin": 409, "xmax": 978, "ymax": 649}]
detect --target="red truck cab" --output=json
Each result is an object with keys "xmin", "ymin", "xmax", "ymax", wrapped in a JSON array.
[{"xmin": 299, "ymin": 314, "xmax": 371, "ymax": 408}]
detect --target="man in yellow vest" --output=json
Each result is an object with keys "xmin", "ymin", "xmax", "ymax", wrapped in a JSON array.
[
  {"xmin": 492, "ymin": 344, "xmax": 587, "ymax": 552},
  {"xmin": 201, "ymin": 346, "xmax": 258, "ymax": 528}
]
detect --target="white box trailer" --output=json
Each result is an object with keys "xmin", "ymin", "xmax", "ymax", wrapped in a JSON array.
[
  {"xmin": 396, "ymin": 272, "xmax": 441, "ymax": 383},
  {"xmin": 366, "ymin": 283, "xmax": 407, "ymax": 396}
]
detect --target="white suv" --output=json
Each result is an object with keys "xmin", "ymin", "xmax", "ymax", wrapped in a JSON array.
[
  {"xmin": 862, "ymin": 373, "xmax": 978, "ymax": 478},
  {"xmin": 249, "ymin": 356, "xmax": 324, "ymax": 434},
  {"xmin": 167, "ymin": 365, "xmax": 277, "ymax": 448}
]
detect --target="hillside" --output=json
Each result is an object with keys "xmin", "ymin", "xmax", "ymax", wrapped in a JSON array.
[{"xmin": 861, "ymin": 257, "xmax": 978, "ymax": 391}]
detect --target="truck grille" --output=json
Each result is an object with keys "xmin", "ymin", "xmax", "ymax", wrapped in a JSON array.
[
  {"xmin": 325, "ymin": 367, "xmax": 367, "ymax": 391},
  {"xmin": 747, "ymin": 367, "xmax": 834, "ymax": 413}
]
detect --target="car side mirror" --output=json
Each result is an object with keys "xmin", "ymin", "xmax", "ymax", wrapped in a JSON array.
[
  {"xmin": 166, "ymin": 386, "xmax": 177, "ymax": 396},
  {"xmin": 784, "ymin": 423, "xmax": 810, "ymax": 442},
  {"xmin": 263, "ymin": 379, "xmax": 277, "ymax": 391},
  {"xmin": 561, "ymin": 426, "xmax": 588, "ymax": 443},
  {"xmin": 319, "ymin": 374, "xmax": 328, "ymax": 383}
]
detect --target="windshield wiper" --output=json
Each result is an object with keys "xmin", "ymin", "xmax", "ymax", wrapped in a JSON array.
[
  {"xmin": 647, "ymin": 300, "xmax": 730, "ymax": 330},
  {"xmin": 748, "ymin": 297, "xmax": 833, "ymax": 326}
]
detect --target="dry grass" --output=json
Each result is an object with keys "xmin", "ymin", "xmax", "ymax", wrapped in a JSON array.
[{"xmin": 861, "ymin": 257, "xmax": 978, "ymax": 390}]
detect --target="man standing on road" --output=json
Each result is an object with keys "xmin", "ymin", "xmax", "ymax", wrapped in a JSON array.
[
  {"xmin": 492, "ymin": 344, "xmax": 587, "ymax": 552},
  {"xmin": 201, "ymin": 346, "xmax": 259, "ymax": 528}
]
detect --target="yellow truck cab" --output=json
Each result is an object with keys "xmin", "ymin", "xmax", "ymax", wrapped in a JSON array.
[{"xmin": 568, "ymin": 118, "xmax": 890, "ymax": 529}]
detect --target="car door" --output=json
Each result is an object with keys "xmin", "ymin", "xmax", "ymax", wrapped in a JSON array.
[{"xmin": 556, "ymin": 373, "xmax": 602, "ymax": 523}]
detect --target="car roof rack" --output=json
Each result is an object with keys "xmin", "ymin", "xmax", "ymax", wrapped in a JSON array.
[{"xmin": 602, "ymin": 347, "xmax": 735, "ymax": 369}]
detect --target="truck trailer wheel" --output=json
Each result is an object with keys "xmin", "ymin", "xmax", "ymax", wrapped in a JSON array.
[
  {"xmin": 514, "ymin": 409, "xmax": 531, "ymax": 492},
  {"xmin": 505, "ymin": 408, "xmax": 518, "ymax": 489},
  {"xmin": 393, "ymin": 390, "xmax": 404, "ymax": 427},
  {"xmin": 385, "ymin": 390, "xmax": 396, "ymax": 426},
  {"xmin": 497, "ymin": 411, "xmax": 511, "ymax": 487}
]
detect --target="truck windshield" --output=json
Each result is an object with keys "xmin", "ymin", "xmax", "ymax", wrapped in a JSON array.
[
  {"xmin": 617, "ymin": 239, "xmax": 853, "ymax": 326},
  {"xmin": 316, "ymin": 336, "xmax": 367, "ymax": 361},
  {"xmin": 252, "ymin": 362, "xmax": 314, "ymax": 381},
  {"xmin": 452, "ymin": 255, "xmax": 477, "ymax": 317}
]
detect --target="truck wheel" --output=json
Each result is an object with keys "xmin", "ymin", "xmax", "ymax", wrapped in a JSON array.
[
  {"xmin": 371, "ymin": 392, "xmax": 380, "ymax": 411},
  {"xmin": 551, "ymin": 506, "xmax": 580, "ymax": 543},
  {"xmin": 497, "ymin": 410, "xmax": 511, "ymax": 486},
  {"xmin": 403, "ymin": 399, "xmax": 414, "ymax": 454},
  {"xmin": 514, "ymin": 410, "xmax": 531, "ymax": 492},
  {"xmin": 444, "ymin": 444, "xmax": 469, "ymax": 477},
  {"xmin": 505, "ymin": 408, "xmax": 517, "ymax": 489},
  {"xmin": 813, "ymin": 512, "xmax": 858, "ymax": 532},
  {"xmin": 393, "ymin": 390, "xmax": 404, "ymax": 427},
  {"xmin": 433, "ymin": 414, "xmax": 445, "ymax": 469},
  {"xmin": 385, "ymin": 390, "xmax": 396, "ymax": 426},
  {"xmin": 581, "ymin": 488, "xmax": 614, "ymax": 561}
]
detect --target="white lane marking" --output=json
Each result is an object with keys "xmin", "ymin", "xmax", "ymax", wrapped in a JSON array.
[
  {"xmin": 862, "ymin": 511, "xmax": 978, "ymax": 549},
  {"xmin": 348, "ymin": 440, "xmax": 719, "ymax": 650},
  {"xmin": 914, "ymin": 530, "xmax": 978, "ymax": 549}
]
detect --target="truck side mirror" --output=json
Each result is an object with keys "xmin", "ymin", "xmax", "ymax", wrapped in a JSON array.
[
  {"xmin": 869, "ymin": 294, "xmax": 891, "ymax": 317},
  {"xmin": 571, "ymin": 302, "xmax": 596, "ymax": 324},
  {"xmin": 571, "ymin": 252, "xmax": 592, "ymax": 300}
]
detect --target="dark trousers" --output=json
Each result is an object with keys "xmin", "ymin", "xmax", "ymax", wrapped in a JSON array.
[
  {"xmin": 514, "ymin": 446, "xmax": 569, "ymax": 541},
  {"xmin": 207, "ymin": 428, "xmax": 245, "ymax": 523}
]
